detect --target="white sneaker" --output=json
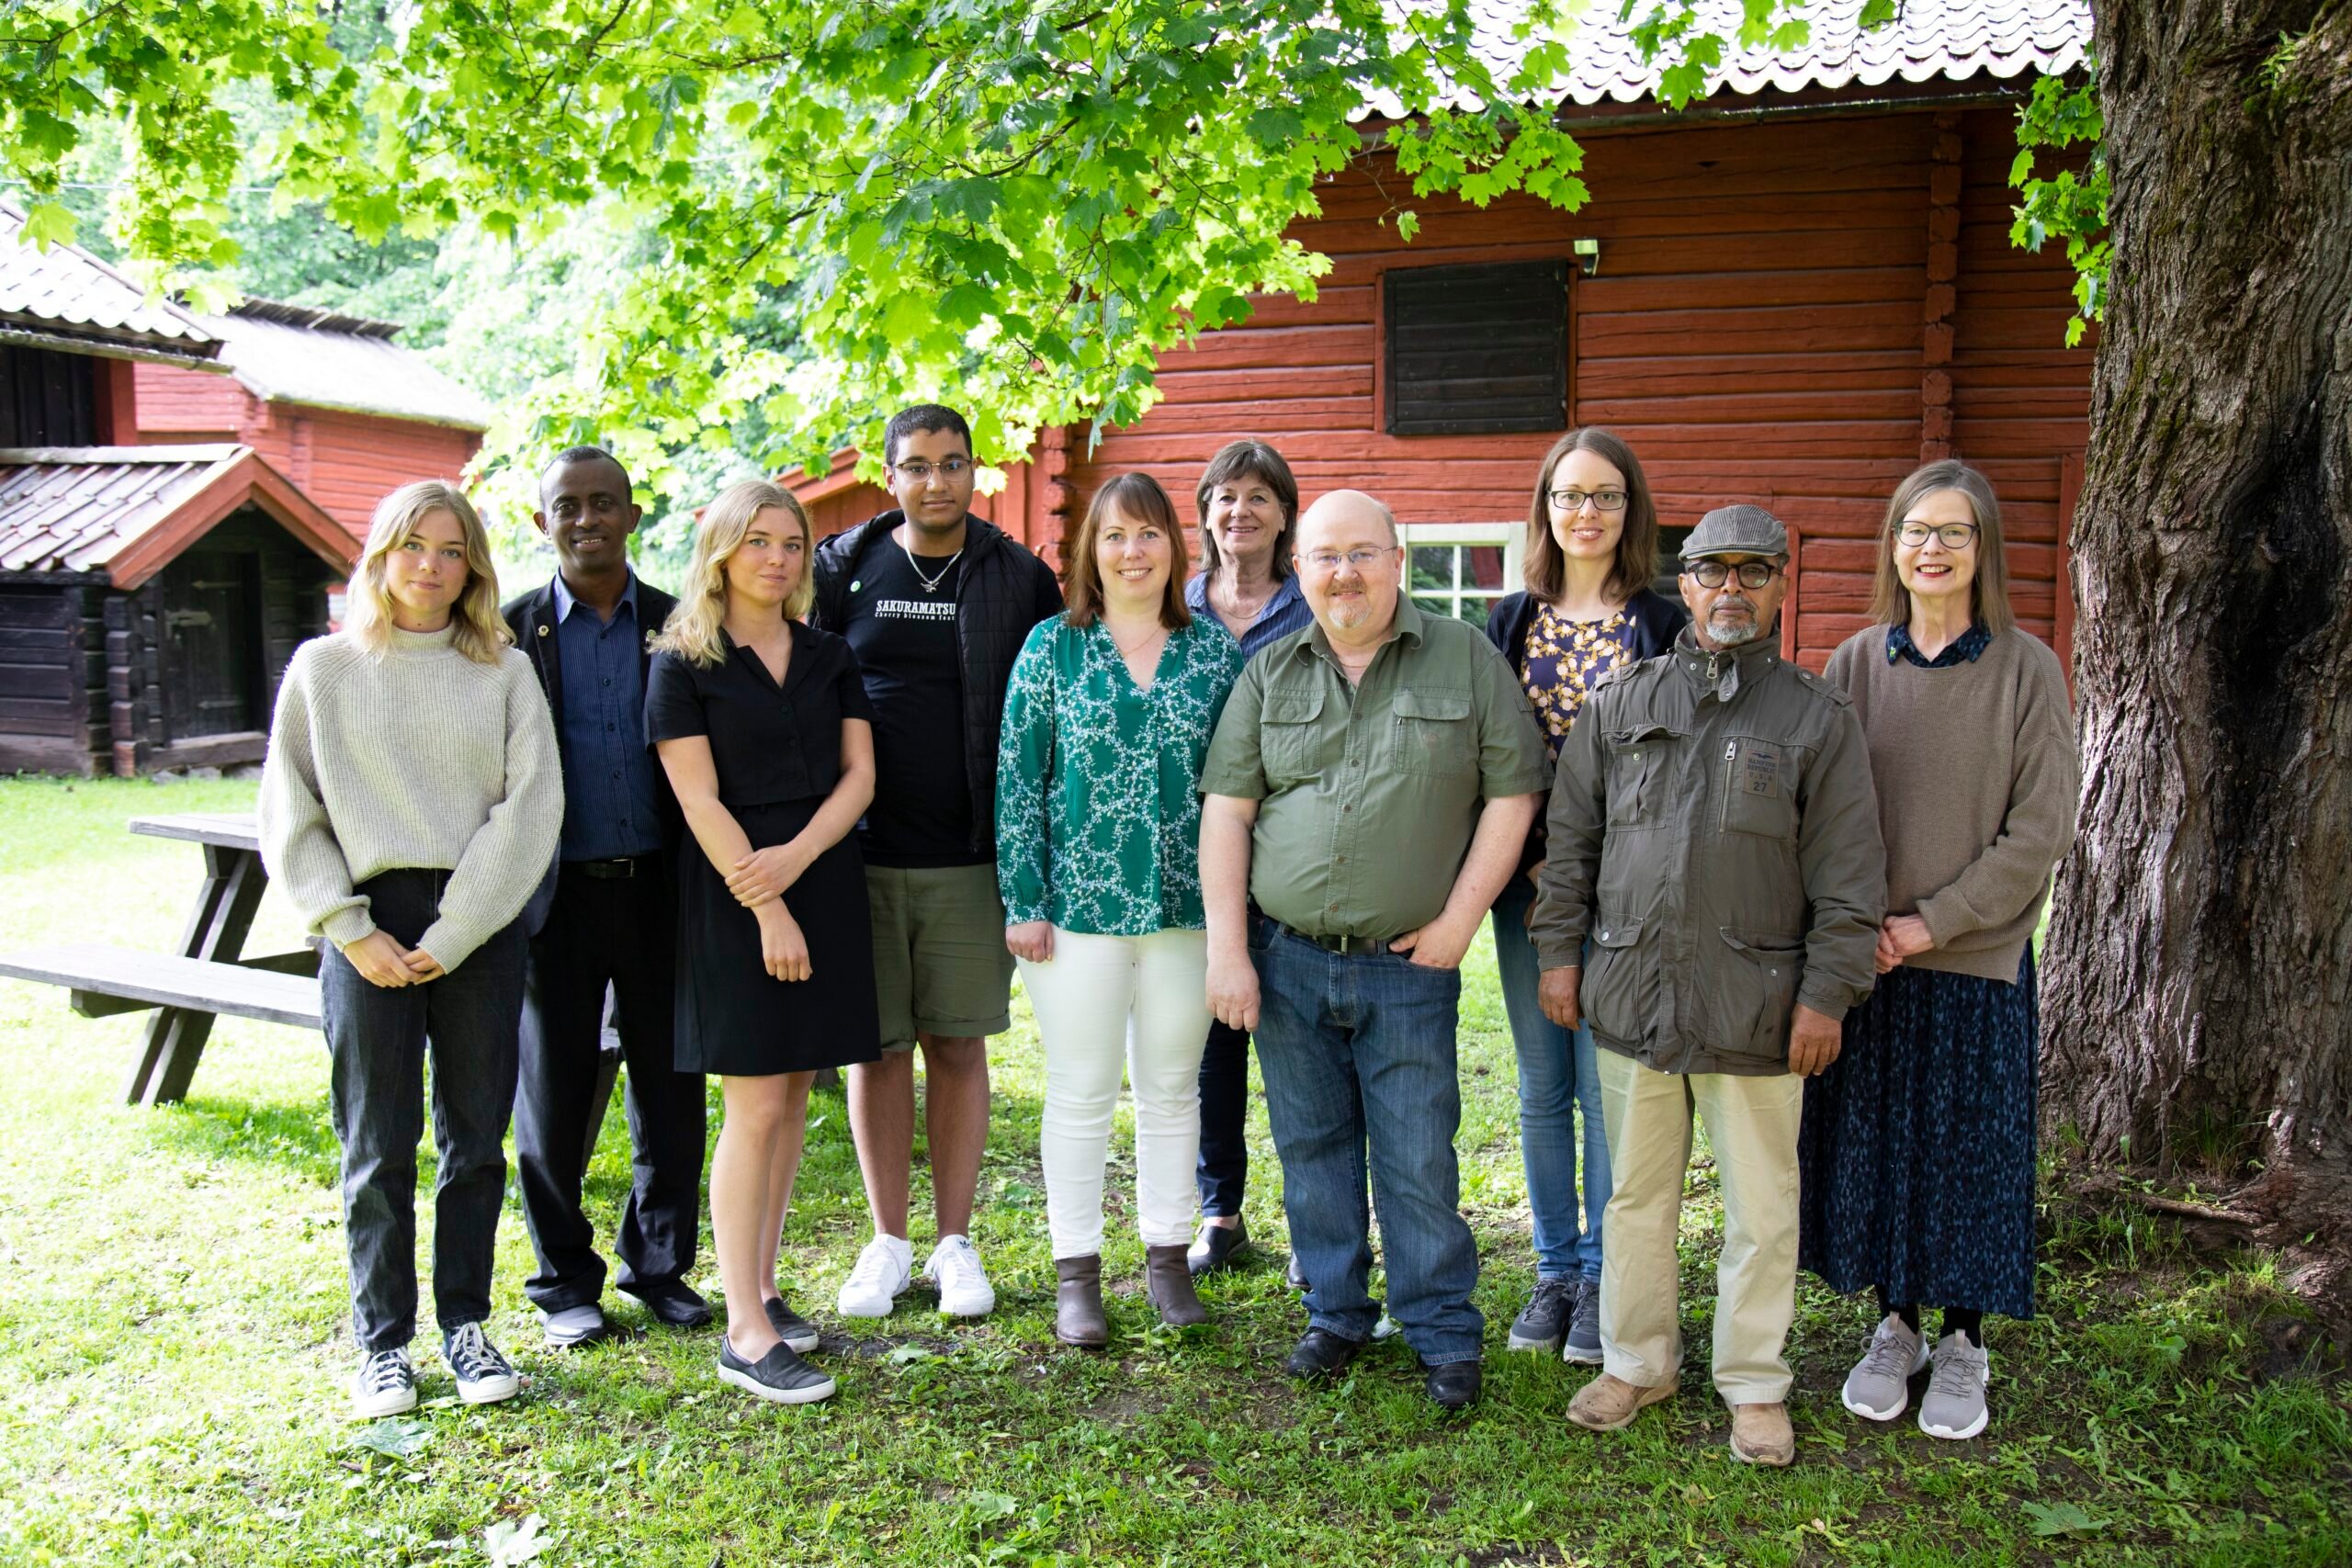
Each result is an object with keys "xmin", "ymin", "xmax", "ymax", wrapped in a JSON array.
[
  {"xmin": 836, "ymin": 1234, "xmax": 914, "ymax": 1318},
  {"xmin": 351, "ymin": 1347, "xmax": 417, "ymax": 1419},
  {"xmin": 927, "ymin": 1235, "xmax": 996, "ymax": 1317}
]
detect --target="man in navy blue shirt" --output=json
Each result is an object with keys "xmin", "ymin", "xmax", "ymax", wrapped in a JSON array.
[{"xmin": 503, "ymin": 446, "xmax": 708, "ymax": 1346}]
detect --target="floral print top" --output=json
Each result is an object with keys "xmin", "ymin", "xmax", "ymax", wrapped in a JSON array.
[
  {"xmin": 995, "ymin": 615, "xmax": 1246, "ymax": 934},
  {"xmin": 1520, "ymin": 602, "xmax": 1637, "ymax": 761}
]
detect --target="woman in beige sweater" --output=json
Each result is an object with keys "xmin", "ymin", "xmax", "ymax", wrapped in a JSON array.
[
  {"xmin": 259, "ymin": 480, "xmax": 561, "ymax": 1421},
  {"xmin": 1799, "ymin": 459, "xmax": 2080, "ymax": 1444}
]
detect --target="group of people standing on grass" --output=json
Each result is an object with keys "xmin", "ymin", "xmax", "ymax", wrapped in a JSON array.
[{"xmin": 258, "ymin": 400, "xmax": 2078, "ymax": 1467}]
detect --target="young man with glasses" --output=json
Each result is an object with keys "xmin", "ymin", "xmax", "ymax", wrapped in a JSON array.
[
  {"xmin": 810, "ymin": 404, "xmax": 1064, "ymax": 1323},
  {"xmin": 1528, "ymin": 502, "xmax": 1886, "ymax": 1468},
  {"xmin": 1199, "ymin": 490, "xmax": 1549, "ymax": 1411}
]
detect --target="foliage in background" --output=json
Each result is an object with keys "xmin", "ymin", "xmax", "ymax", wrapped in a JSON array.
[{"xmin": 2008, "ymin": 62, "xmax": 2109, "ymax": 346}]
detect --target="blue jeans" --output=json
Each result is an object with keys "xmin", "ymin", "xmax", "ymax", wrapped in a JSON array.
[
  {"xmin": 1193, "ymin": 1017, "xmax": 1251, "ymax": 1217},
  {"xmin": 322, "ymin": 870, "xmax": 527, "ymax": 1354},
  {"xmin": 1491, "ymin": 878, "xmax": 1609, "ymax": 1283},
  {"xmin": 1250, "ymin": 916, "xmax": 1481, "ymax": 1364}
]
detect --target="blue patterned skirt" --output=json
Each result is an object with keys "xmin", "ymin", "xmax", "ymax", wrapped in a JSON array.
[{"xmin": 1797, "ymin": 949, "xmax": 2039, "ymax": 1319}]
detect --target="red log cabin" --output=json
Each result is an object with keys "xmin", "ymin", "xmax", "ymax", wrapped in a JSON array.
[{"xmin": 788, "ymin": 0, "xmax": 2093, "ymax": 677}]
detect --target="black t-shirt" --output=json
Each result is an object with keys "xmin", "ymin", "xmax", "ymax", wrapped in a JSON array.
[
  {"xmin": 840, "ymin": 541, "xmax": 979, "ymax": 865},
  {"xmin": 644, "ymin": 624, "xmax": 875, "ymax": 809}
]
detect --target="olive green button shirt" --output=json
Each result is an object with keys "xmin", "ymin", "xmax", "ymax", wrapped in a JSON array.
[{"xmin": 1200, "ymin": 596, "xmax": 1550, "ymax": 940}]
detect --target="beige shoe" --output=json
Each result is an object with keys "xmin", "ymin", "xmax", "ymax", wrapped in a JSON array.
[
  {"xmin": 1566, "ymin": 1372, "xmax": 1676, "ymax": 1431},
  {"xmin": 1728, "ymin": 1402, "xmax": 1795, "ymax": 1466}
]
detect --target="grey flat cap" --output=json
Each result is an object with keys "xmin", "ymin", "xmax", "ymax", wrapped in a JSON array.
[{"xmin": 1680, "ymin": 503, "xmax": 1789, "ymax": 561}]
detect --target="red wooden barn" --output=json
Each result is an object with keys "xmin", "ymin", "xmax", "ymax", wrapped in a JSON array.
[
  {"xmin": 789, "ymin": 0, "xmax": 2093, "ymax": 675},
  {"xmin": 0, "ymin": 209, "xmax": 490, "ymax": 775}
]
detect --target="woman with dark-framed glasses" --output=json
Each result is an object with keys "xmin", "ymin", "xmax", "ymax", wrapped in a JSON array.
[
  {"xmin": 1799, "ymin": 458, "xmax": 2080, "ymax": 1443},
  {"xmin": 1481, "ymin": 429, "xmax": 1687, "ymax": 1366}
]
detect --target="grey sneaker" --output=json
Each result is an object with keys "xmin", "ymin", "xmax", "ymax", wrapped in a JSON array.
[
  {"xmin": 538, "ymin": 1303, "xmax": 608, "ymax": 1349},
  {"xmin": 1917, "ymin": 1331, "xmax": 1990, "ymax": 1439},
  {"xmin": 1507, "ymin": 1277, "xmax": 1577, "ymax": 1352},
  {"xmin": 1562, "ymin": 1278, "xmax": 1604, "ymax": 1365},
  {"xmin": 1841, "ymin": 1313, "xmax": 1928, "ymax": 1421}
]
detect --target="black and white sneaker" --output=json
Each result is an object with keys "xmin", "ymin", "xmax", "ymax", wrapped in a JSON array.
[
  {"xmin": 717, "ymin": 1336, "xmax": 836, "ymax": 1405},
  {"xmin": 443, "ymin": 1321, "xmax": 521, "ymax": 1405},
  {"xmin": 764, "ymin": 1296, "xmax": 820, "ymax": 1355},
  {"xmin": 352, "ymin": 1347, "xmax": 418, "ymax": 1419}
]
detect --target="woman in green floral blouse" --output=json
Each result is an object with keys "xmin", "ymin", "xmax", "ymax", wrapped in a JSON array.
[{"xmin": 996, "ymin": 473, "xmax": 1246, "ymax": 1347}]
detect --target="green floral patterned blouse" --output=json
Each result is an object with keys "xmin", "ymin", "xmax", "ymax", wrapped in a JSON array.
[
  {"xmin": 995, "ymin": 615, "xmax": 1246, "ymax": 934},
  {"xmin": 1521, "ymin": 602, "xmax": 1636, "ymax": 760}
]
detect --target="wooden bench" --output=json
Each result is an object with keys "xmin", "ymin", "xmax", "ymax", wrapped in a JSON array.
[{"xmin": 0, "ymin": 945, "xmax": 322, "ymax": 1032}]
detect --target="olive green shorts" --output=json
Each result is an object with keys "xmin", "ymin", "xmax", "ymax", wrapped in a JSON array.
[{"xmin": 865, "ymin": 862, "xmax": 1016, "ymax": 1051}]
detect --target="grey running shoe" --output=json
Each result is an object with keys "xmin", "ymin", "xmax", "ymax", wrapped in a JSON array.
[
  {"xmin": 1507, "ymin": 1276, "xmax": 1577, "ymax": 1352},
  {"xmin": 1841, "ymin": 1313, "xmax": 1928, "ymax": 1421},
  {"xmin": 1562, "ymin": 1278, "xmax": 1604, "ymax": 1365},
  {"xmin": 538, "ymin": 1303, "xmax": 608, "ymax": 1349},
  {"xmin": 1918, "ymin": 1331, "xmax": 1990, "ymax": 1439}
]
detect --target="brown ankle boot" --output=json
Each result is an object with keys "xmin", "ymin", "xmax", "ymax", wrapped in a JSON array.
[
  {"xmin": 1145, "ymin": 1244, "xmax": 1209, "ymax": 1327},
  {"xmin": 1054, "ymin": 1255, "xmax": 1109, "ymax": 1347}
]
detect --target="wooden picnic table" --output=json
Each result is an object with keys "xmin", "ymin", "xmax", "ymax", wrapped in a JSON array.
[{"xmin": 0, "ymin": 811, "xmax": 322, "ymax": 1107}]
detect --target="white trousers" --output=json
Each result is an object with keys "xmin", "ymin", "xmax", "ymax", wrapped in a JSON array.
[{"xmin": 1017, "ymin": 927, "xmax": 1211, "ymax": 1259}]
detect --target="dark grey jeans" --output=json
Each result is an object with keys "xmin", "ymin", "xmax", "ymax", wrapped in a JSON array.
[{"xmin": 322, "ymin": 869, "xmax": 526, "ymax": 1354}]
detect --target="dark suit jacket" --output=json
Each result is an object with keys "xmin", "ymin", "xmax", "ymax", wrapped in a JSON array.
[{"xmin": 502, "ymin": 574, "xmax": 684, "ymax": 930}]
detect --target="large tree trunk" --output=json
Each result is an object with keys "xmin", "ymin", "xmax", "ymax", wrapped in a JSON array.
[{"xmin": 2043, "ymin": 2, "xmax": 2352, "ymax": 1272}]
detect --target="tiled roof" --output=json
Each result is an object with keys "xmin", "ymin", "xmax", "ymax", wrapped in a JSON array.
[
  {"xmin": 200, "ymin": 303, "xmax": 493, "ymax": 432},
  {"xmin": 0, "ymin": 444, "xmax": 353, "ymax": 586},
  {"xmin": 0, "ymin": 204, "xmax": 217, "ymax": 360},
  {"xmin": 1366, "ymin": 0, "xmax": 2090, "ymax": 117}
]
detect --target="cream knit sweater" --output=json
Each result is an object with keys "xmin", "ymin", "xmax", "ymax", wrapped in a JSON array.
[
  {"xmin": 1824, "ymin": 624, "xmax": 2079, "ymax": 984},
  {"xmin": 258, "ymin": 625, "xmax": 562, "ymax": 972}
]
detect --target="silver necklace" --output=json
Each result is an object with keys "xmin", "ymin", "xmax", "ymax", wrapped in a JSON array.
[{"xmin": 900, "ymin": 537, "xmax": 963, "ymax": 594}]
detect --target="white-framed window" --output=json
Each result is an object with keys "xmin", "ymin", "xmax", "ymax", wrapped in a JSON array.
[{"xmin": 1400, "ymin": 522, "xmax": 1522, "ymax": 631}]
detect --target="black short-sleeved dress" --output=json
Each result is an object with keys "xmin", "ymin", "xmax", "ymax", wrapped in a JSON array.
[{"xmin": 646, "ymin": 624, "xmax": 883, "ymax": 1077}]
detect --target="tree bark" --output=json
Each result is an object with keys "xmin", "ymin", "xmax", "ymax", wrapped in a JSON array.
[{"xmin": 2044, "ymin": 1, "xmax": 2352, "ymax": 1264}]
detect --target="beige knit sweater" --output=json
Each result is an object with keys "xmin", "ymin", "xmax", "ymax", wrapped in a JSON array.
[
  {"xmin": 258, "ymin": 626, "xmax": 562, "ymax": 972},
  {"xmin": 1823, "ymin": 624, "xmax": 2080, "ymax": 984}
]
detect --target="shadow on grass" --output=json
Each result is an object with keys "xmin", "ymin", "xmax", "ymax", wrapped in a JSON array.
[{"xmin": 144, "ymin": 1092, "xmax": 344, "ymax": 1188}]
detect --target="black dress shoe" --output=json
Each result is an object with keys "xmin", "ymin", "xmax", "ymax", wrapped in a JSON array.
[
  {"xmin": 618, "ymin": 1280, "xmax": 714, "ymax": 1328},
  {"xmin": 1187, "ymin": 1217, "xmax": 1250, "ymax": 1277},
  {"xmin": 1284, "ymin": 1251, "xmax": 1308, "ymax": 1292},
  {"xmin": 1423, "ymin": 1359, "xmax": 1482, "ymax": 1411},
  {"xmin": 1282, "ymin": 1327, "xmax": 1363, "ymax": 1380}
]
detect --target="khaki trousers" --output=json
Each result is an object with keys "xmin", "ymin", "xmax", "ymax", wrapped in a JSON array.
[{"xmin": 1593, "ymin": 1047, "xmax": 1804, "ymax": 1405}]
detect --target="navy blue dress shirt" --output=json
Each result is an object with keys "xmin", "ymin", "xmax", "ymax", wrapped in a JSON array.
[
  {"xmin": 552, "ymin": 572, "xmax": 664, "ymax": 861},
  {"xmin": 1184, "ymin": 569, "xmax": 1315, "ymax": 659},
  {"xmin": 1885, "ymin": 618, "xmax": 1993, "ymax": 669}
]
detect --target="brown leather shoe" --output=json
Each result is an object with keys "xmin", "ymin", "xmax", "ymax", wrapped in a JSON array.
[
  {"xmin": 1566, "ymin": 1372, "xmax": 1676, "ymax": 1431},
  {"xmin": 1728, "ymin": 1402, "xmax": 1795, "ymax": 1467},
  {"xmin": 1144, "ymin": 1244, "xmax": 1209, "ymax": 1327},
  {"xmin": 1054, "ymin": 1255, "xmax": 1109, "ymax": 1348}
]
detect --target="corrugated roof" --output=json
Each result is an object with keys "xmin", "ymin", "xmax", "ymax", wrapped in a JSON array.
[
  {"xmin": 198, "ymin": 307, "xmax": 493, "ymax": 432},
  {"xmin": 1365, "ymin": 0, "xmax": 2090, "ymax": 118},
  {"xmin": 0, "ymin": 446, "xmax": 242, "ymax": 574},
  {"xmin": 0, "ymin": 204, "xmax": 218, "ymax": 360}
]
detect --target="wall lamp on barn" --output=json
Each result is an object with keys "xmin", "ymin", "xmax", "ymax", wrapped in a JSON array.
[{"xmin": 1572, "ymin": 237, "xmax": 1601, "ymax": 277}]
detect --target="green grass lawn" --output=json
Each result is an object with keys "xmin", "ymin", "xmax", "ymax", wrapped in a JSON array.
[{"xmin": 0, "ymin": 776, "xmax": 2343, "ymax": 1566}]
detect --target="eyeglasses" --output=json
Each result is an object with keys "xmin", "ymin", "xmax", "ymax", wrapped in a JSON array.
[
  {"xmin": 1547, "ymin": 488, "xmax": 1628, "ymax": 513},
  {"xmin": 1686, "ymin": 559, "xmax": 1781, "ymax": 591},
  {"xmin": 1300, "ymin": 547, "xmax": 1395, "ymax": 572},
  {"xmin": 1894, "ymin": 520, "xmax": 1979, "ymax": 549},
  {"xmin": 893, "ymin": 457, "xmax": 973, "ymax": 483}
]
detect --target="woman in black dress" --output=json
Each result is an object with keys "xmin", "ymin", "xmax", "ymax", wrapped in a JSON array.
[{"xmin": 648, "ymin": 479, "xmax": 881, "ymax": 1405}]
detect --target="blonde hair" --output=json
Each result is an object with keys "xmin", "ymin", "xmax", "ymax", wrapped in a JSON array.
[
  {"xmin": 1867, "ymin": 460, "xmax": 2017, "ymax": 636},
  {"xmin": 654, "ymin": 479, "xmax": 816, "ymax": 666},
  {"xmin": 344, "ymin": 481, "xmax": 510, "ymax": 663}
]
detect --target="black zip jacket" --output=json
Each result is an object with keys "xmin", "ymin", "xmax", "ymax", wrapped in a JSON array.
[{"xmin": 810, "ymin": 511, "xmax": 1064, "ymax": 856}]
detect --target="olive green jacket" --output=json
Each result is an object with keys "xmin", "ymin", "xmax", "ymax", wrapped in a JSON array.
[{"xmin": 1530, "ymin": 630, "xmax": 1886, "ymax": 1076}]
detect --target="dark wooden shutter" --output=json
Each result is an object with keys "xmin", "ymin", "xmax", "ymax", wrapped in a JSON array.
[
  {"xmin": 0, "ymin": 345, "xmax": 100, "ymax": 446},
  {"xmin": 1384, "ymin": 260, "xmax": 1568, "ymax": 436}
]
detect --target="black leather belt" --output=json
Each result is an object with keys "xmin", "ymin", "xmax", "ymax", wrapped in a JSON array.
[
  {"xmin": 1274, "ymin": 921, "xmax": 1393, "ymax": 957},
  {"xmin": 571, "ymin": 855, "xmax": 654, "ymax": 880}
]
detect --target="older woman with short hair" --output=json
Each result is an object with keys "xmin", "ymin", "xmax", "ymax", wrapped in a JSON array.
[
  {"xmin": 1181, "ymin": 440, "xmax": 1317, "ymax": 1279},
  {"xmin": 1800, "ymin": 458, "xmax": 2080, "ymax": 1442}
]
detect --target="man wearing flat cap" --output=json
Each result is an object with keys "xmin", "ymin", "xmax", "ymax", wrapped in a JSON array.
[{"xmin": 1530, "ymin": 503, "xmax": 1884, "ymax": 1467}]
